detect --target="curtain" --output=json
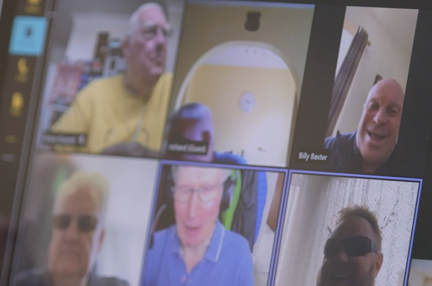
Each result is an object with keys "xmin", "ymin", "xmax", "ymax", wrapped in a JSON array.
[{"xmin": 326, "ymin": 27, "xmax": 369, "ymax": 137}]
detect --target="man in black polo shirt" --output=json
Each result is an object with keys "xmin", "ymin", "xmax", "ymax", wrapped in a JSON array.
[{"xmin": 324, "ymin": 78, "xmax": 404, "ymax": 174}]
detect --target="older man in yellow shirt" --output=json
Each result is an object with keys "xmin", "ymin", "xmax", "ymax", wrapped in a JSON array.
[{"xmin": 51, "ymin": 3, "xmax": 172, "ymax": 157}]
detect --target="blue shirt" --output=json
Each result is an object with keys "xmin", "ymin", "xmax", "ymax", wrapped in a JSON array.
[
  {"xmin": 324, "ymin": 130, "xmax": 396, "ymax": 175},
  {"xmin": 142, "ymin": 221, "xmax": 254, "ymax": 286}
]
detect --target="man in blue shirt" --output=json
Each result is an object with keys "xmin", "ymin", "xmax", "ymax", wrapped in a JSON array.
[{"xmin": 143, "ymin": 166, "xmax": 254, "ymax": 286}]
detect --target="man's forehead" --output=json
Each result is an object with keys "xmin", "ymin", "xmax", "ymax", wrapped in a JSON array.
[
  {"xmin": 137, "ymin": 6, "xmax": 167, "ymax": 25},
  {"xmin": 176, "ymin": 167, "xmax": 223, "ymax": 184},
  {"xmin": 55, "ymin": 188, "xmax": 99, "ymax": 214},
  {"xmin": 367, "ymin": 79, "xmax": 404, "ymax": 105},
  {"xmin": 330, "ymin": 216, "xmax": 376, "ymax": 240}
]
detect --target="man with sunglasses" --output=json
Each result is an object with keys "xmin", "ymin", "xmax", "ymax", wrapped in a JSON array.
[
  {"xmin": 317, "ymin": 205, "xmax": 384, "ymax": 286},
  {"xmin": 51, "ymin": 2, "xmax": 173, "ymax": 157},
  {"xmin": 14, "ymin": 171, "xmax": 129, "ymax": 286},
  {"xmin": 143, "ymin": 166, "xmax": 254, "ymax": 286}
]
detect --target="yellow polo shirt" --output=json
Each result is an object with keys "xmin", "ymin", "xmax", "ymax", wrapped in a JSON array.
[{"xmin": 50, "ymin": 73, "xmax": 172, "ymax": 154}]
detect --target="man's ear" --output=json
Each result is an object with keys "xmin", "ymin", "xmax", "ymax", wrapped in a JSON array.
[{"xmin": 375, "ymin": 253, "xmax": 384, "ymax": 276}]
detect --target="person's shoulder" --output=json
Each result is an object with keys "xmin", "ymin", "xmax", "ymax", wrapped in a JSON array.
[
  {"xmin": 153, "ymin": 72, "xmax": 173, "ymax": 94},
  {"xmin": 159, "ymin": 72, "xmax": 173, "ymax": 83},
  {"xmin": 153, "ymin": 224, "xmax": 174, "ymax": 240},
  {"xmin": 13, "ymin": 269, "xmax": 48, "ymax": 286},
  {"xmin": 324, "ymin": 131, "xmax": 355, "ymax": 149},
  {"xmin": 150, "ymin": 225, "xmax": 175, "ymax": 252},
  {"xmin": 76, "ymin": 74, "xmax": 123, "ymax": 100},
  {"xmin": 213, "ymin": 152, "xmax": 247, "ymax": 165},
  {"xmin": 223, "ymin": 229, "xmax": 251, "ymax": 256}
]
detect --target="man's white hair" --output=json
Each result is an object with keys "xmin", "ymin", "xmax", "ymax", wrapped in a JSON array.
[
  {"xmin": 53, "ymin": 171, "xmax": 109, "ymax": 215},
  {"xmin": 128, "ymin": 2, "xmax": 166, "ymax": 35},
  {"xmin": 170, "ymin": 166, "xmax": 233, "ymax": 186}
]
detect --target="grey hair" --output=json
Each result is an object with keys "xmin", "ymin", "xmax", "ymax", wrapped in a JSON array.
[
  {"xmin": 170, "ymin": 166, "xmax": 233, "ymax": 186},
  {"xmin": 128, "ymin": 2, "xmax": 166, "ymax": 35},
  {"xmin": 53, "ymin": 171, "xmax": 109, "ymax": 216}
]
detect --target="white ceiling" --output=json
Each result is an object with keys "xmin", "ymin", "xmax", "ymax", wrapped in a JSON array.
[
  {"xmin": 369, "ymin": 7, "xmax": 418, "ymax": 53},
  {"xmin": 203, "ymin": 46, "xmax": 289, "ymax": 69},
  {"xmin": 411, "ymin": 259, "xmax": 432, "ymax": 278}
]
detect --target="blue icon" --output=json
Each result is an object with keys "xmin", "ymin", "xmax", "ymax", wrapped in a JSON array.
[{"xmin": 9, "ymin": 16, "xmax": 47, "ymax": 56}]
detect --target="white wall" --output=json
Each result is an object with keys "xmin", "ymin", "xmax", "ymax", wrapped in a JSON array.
[
  {"xmin": 252, "ymin": 172, "xmax": 279, "ymax": 286},
  {"xmin": 333, "ymin": 7, "xmax": 418, "ymax": 134},
  {"xmin": 204, "ymin": 46, "xmax": 288, "ymax": 69},
  {"xmin": 65, "ymin": 12, "xmax": 130, "ymax": 61},
  {"xmin": 408, "ymin": 259, "xmax": 432, "ymax": 286},
  {"xmin": 409, "ymin": 268, "xmax": 426, "ymax": 286}
]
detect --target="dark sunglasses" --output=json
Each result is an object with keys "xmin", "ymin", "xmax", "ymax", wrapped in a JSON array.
[
  {"xmin": 324, "ymin": 235, "xmax": 379, "ymax": 258},
  {"xmin": 52, "ymin": 215, "xmax": 98, "ymax": 233}
]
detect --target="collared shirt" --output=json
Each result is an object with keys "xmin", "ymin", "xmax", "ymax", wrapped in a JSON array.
[
  {"xmin": 50, "ymin": 73, "xmax": 172, "ymax": 154},
  {"xmin": 143, "ymin": 221, "xmax": 254, "ymax": 286},
  {"xmin": 324, "ymin": 130, "xmax": 396, "ymax": 175}
]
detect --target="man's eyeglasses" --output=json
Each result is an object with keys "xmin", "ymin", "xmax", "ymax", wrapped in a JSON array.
[
  {"xmin": 52, "ymin": 215, "xmax": 98, "ymax": 233},
  {"xmin": 172, "ymin": 184, "xmax": 222, "ymax": 203},
  {"xmin": 139, "ymin": 22, "xmax": 173, "ymax": 40},
  {"xmin": 324, "ymin": 235, "xmax": 379, "ymax": 258}
]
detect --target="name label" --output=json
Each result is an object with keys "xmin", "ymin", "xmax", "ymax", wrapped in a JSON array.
[
  {"xmin": 166, "ymin": 140, "xmax": 208, "ymax": 155},
  {"xmin": 43, "ymin": 132, "xmax": 87, "ymax": 146},
  {"xmin": 296, "ymin": 149, "xmax": 330, "ymax": 164}
]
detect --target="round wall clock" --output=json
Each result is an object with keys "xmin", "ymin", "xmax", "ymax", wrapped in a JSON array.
[{"xmin": 240, "ymin": 92, "xmax": 255, "ymax": 113}]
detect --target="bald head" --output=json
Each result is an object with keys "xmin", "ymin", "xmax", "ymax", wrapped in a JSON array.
[
  {"xmin": 166, "ymin": 103, "xmax": 215, "ymax": 162},
  {"xmin": 365, "ymin": 78, "xmax": 404, "ymax": 104},
  {"xmin": 356, "ymin": 78, "xmax": 404, "ymax": 173}
]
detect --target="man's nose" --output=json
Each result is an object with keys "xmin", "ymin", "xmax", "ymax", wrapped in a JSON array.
[
  {"xmin": 373, "ymin": 107, "xmax": 389, "ymax": 125},
  {"xmin": 334, "ymin": 249, "xmax": 349, "ymax": 263},
  {"xmin": 187, "ymin": 191, "xmax": 200, "ymax": 218},
  {"xmin": 154, "ymin": 29, "xmax": 167, "ymax": 49}
]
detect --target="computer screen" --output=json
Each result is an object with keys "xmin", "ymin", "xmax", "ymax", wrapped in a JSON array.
[{"xmin": 0, "ymin": 0, "xmax": 431, "ymax": 285}]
